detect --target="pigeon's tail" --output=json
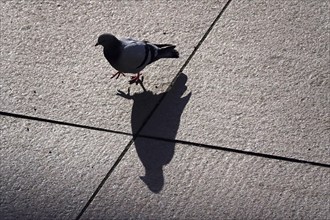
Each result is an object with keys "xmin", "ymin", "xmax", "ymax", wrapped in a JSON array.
[{"xmin": 157, "ymin": 46, "xmax": 179, "ymax": 59}]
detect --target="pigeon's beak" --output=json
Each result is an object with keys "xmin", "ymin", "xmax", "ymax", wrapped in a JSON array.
[{"xmin": 95, "ymin": 42, "xmax": 100, "ymax": 46}]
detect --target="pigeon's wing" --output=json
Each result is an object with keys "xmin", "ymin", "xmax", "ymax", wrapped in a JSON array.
[{"xmin": 116, "ymin": 38, "xmax": 159, "ymax": 73}]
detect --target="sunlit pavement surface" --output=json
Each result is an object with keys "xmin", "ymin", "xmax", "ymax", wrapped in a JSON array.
[{"xmin": 1, "ymin": 1, "xmax": 329, "ymax": 219}]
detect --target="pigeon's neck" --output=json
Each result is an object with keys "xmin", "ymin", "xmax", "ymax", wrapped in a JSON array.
[{"xmin": 103, "ymin": 42, "xmax": 121, "ymax": 61}]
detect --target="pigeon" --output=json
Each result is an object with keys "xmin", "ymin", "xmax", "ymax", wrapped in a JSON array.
[{"xmin": 95, "ymin": 33, "xmax": 179, "ymax": 85}]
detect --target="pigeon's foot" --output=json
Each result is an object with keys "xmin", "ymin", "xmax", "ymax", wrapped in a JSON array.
[
  {"xmin": 111, "ymin": 71, "xmax": 125, "ymax": 79},
  {"xmin": 129, "ymin": 73, "xmax": 144, "ymax": 85},
  {"xmin": 129, "ymin": 73, "xmax": 146, "ymax": 91}
]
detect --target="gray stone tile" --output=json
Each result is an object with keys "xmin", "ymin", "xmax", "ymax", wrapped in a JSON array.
[
  {"xmin": 0, "ymin": 116, "xmax": 130, "ymax": 219},
  {"xmin": 140, "ymin": 0, "xmax": 330, "ymax": 164},
  {"xmin": 81, "ymin": 138, "xmax": 330, "ymax": 220},
  {"xmin": 0, "ymin": 0, "xmax": 225, "ymax": 133}
]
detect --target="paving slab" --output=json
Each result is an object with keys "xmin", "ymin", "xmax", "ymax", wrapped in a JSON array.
[
  {"xmin": 140, "ymin": 0, "xmax": 330, "ymax": 164},
  {"xmin": 0, "ymin": 116, "xmax": 130, "ymax": 219},
  {"xmin": 0, "ymin": 0, "xmax": 226, "ymax": 133},
  {"xmin": 81, "ymin": 138, "xmax": 330, "ymax": 220}
]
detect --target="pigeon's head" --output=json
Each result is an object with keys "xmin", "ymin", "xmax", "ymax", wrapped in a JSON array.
[{"xmin": 95, "ymin": 33, "xmax": 118, "ymax": 47}]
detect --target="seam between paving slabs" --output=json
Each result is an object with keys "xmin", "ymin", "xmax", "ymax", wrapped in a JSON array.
[
  {"xmin": 1, "ymin": 111, "xmax": 329, "ymax": 169},
  {"xmin": 139, "ymin": 134, "xmax": 330, "ymax": 168},
  {"xmin": 0, "ymin": 111, "xmax": 330, "ymax": 168},
  {"xmin": 74, "ymin": 0, "xmax": 234, "ymax": 219},
  {"xmin": 0, "ymin": 111, "xmax": 131, "ymax": 136},
  {"xmin": 1, "ymin": 111, "xmax": 329, "ymax": 168}
]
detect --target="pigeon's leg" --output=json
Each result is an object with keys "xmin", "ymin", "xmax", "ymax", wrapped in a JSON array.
[
  {"xmin": 129, "ymin": 73, "xmax": 146, "ymax": 91},
  {"xmin": 111, "ymin": 71, "xmax": 126, "ymax": 79},
  {"xmin": 129, "ymin": 73, "xmax": 143, "ymax": 84}
]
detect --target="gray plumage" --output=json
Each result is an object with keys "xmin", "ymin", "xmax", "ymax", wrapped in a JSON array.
[{"xmin": 95, "ymin": 33, "xmax": 179, "ymax": 74}]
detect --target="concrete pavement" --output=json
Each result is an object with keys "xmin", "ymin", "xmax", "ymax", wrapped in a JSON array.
[{"xmin": 1, "ymin": 0, "xmax": 329, "ymax": 219}]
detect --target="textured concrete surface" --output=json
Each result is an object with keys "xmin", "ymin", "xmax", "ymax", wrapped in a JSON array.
[
  {"xmin": 82, "ymin": 139, "xmax": 330, "ymax": 220},
  {"xmin": 1, "ymin": 0, "xmax": 223, "ymax": 133},
  {"xmin": 0, "ymin": 116, "xmax": 129, "ymax": 219},
  {"xmin": 1, "ymin": 0, "xmax": 329, "ymax": 219},
  {"xmin": 141, "ymin": 0, "xmax": 330, "ymax": 164}
]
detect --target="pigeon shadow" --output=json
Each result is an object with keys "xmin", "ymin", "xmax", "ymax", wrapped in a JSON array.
[{"xmin": 117, "ymin": 73, "xmax": 191, "ymax": 193}]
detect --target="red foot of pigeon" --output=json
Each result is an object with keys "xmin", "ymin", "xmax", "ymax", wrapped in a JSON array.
[
  {"xmin": 129, "ymin": 73, "xmax": 144, "ymax": 85},
  {"xmin": 111, "ymin": 71, "xmax": 125, "ymax": 79}
]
